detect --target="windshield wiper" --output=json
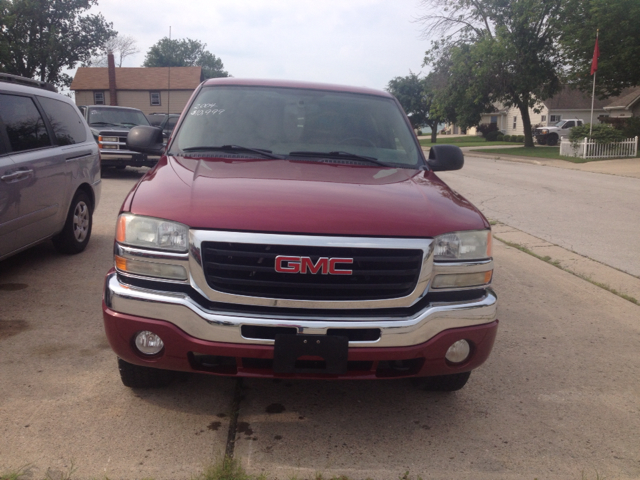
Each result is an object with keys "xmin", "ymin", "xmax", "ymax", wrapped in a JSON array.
[
  {"xmin": 180, "ymin": 145, "xmax": 281, "ymax": 159},
  {"xmin": 288, "ymin": 150, "xmax": 390, "ymax": 167}
]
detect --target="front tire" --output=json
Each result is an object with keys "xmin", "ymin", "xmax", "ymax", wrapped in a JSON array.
[
  {"xmin": 52, "ymin": 190, "xmax": 92, "ymax": 254},
  {"xmin": 414, "ymin": 371, "xmax": 471, "ymax": 392},
  {"xmin": 117, "ymin": 358, "xmax": 175, "ymax": 388},
  {"xmin": 546, "ymin": 134, "xmax": 558, "ymax": 146}
]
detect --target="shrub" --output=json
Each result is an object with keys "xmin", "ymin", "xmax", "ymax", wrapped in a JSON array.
[
  {"xmin": 569, "ymin": 123, "xmax": 626, "ymax": 145},
  {"xmin": 496, "ymin": 133, "xmax": 504, "ymax": 141},
  {"xmin": 504, "ymin": 134, "xmax": 511, "ymax": 142},
  {"xmin": 516, "ymin": 135, "xmax": 525, "ymax": 143},
  {"xmin": 485, "ymin": 130, "xmax": 501, "ymax": 141},
  {"xmin": 621, "ymin": 117, "xmax": 640, "ymax": 140},
  {"xmin": 476, "ymin": 123, "xmax": 499, "ymax": 138}
]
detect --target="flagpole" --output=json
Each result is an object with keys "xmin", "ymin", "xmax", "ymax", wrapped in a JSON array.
[
  {"xmin": 589, "ymin": 29, "xmax": 599, "ymax": 137},
  {"xmin": 589, "ymin": 70, "xmax": 596, "ymax": 137}
]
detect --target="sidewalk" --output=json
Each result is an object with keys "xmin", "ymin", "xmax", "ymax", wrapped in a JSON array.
[{"xmin": 459, "ymin": 146, "xmax": 640, "ymax": 179}]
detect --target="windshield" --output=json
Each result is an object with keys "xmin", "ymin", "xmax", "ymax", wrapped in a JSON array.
[
  {"xmin": 169, "ymin": 85, "xmax": 423, "ymax": 167},
  {"xmin": 554, "ymin": 121, "xmax": 565, "ymax": 128},
  {"xmin": 88, "ymin": 107, "xmax": 149, "ymax": 127}
]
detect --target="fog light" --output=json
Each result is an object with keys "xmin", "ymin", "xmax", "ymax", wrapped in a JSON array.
[
  {"xmin": 134, "ymin": 331, "xmax": 164, "ymax": 355},
  {"xmin": 445, "ymin": 339, "xmax": 470, "ymax": 363}
]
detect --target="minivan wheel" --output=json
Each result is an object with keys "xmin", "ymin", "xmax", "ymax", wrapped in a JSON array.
[
  {"xmin": 414, "ymin": 371, "xmax": 471, "ymax": 392},
  {"xmin": 117, "ymin": 358, "xmax": 175, "ymax": 388},
  {"xmin": 52, "ymin": 191, "xmax": 92, "ymax": 254}
]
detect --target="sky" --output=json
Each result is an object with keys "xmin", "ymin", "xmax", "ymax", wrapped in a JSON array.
[{"xmin": 84, "ymin": 0, "xmax": 432, "ymax": 92}]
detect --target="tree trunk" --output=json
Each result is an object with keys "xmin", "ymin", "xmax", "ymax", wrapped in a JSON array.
[
  {"xmin": 428, "ymin": 120, "xmax": 438, "ymax": 143},
  {"xmin": 518, "ymin": 102, "xmax": 535, "ymax": 148}
]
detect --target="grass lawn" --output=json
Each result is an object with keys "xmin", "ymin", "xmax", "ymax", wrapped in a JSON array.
[
  {"xmin": 469, "ymin": 146, "xmax": 595, "ymax": 163},
  {"xmin": 419, "ymin": 136, "xmax": 513, "ymax": 148}
]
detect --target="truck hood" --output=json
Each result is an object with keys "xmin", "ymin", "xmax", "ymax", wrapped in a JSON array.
[{"xmin": 126, "ymin": 156, "xmax": 489, "ymax": 238}]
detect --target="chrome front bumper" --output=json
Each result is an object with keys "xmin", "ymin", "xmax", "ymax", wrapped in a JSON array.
[{"xmin": 104, "ymin": 272, "xmax": 497, "ymax": 349}]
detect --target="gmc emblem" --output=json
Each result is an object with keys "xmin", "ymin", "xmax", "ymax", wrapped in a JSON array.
[{"xmin": 275, "ymin": 256, "xmax": 353, "ymax": 275}]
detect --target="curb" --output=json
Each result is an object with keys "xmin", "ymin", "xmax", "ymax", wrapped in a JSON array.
[{"xmin": 492, "ymin": 223, "xmax": 640, "ymax": 305}]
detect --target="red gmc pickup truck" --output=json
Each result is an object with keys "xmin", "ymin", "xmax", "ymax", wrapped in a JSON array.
[{"xmin": 102, "ymin": 78, "xmax": 498, "ymax": 391}]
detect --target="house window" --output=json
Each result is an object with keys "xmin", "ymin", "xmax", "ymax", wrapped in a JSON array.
[
  {"xmin": 550, "ymin": 114, "xmax": 561, "ymax": 123},
  {"xmin": 93, "ymin": 91, "xmax": 105, "ymax": 105},
  {"xmin": 513, "ymin": 116, "xmax": 517, "ymax": 129},
  {"xmin": 490, "ymin": 116, "xmax": 498, "ymax": 124},
  {"xmin": 150, "ymin": 92, "xmax": 161, "ymax": 106},
  {"xmin": 541, "ymin": 115, "xmax": 547, "ymax": 122}
]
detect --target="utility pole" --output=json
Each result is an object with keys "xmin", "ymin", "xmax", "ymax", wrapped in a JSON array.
[{"xmin": 167, "ymin": 26, "xmax": 171, "ymax": 115}]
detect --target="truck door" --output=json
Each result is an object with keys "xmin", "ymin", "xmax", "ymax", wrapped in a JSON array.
[{"xmin": 562, "ymin": 121, "xmax": 575, "ymax": 135}]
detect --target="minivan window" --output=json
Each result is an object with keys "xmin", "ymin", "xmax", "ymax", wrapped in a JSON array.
[
  {"xmin": 38, "ymin": 96, "xmax": 87, "ymax": 145},
  {"xmin": 0, "ymin": 94, "xmax": 51, "ymax": 152},
  {"xmin": 171, "ymin": 86, "xmax": 422, "ymax": 167}
]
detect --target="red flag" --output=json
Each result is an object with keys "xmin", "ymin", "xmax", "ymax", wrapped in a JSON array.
[{"xmin": 590, "ymin": 37, "xmax": 599, "ymax": 75}]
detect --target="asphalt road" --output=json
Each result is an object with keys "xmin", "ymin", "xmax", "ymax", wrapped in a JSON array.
[
  {"xmin": 438, "ymin": 155, "xmax": 640, "ymax": 278},
  {"xmin": 1, "ymin": 169, "xmax": 639, "ymax": 480}
]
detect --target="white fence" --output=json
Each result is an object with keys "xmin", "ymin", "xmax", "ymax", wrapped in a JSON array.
[{"xmin": 560, "ymin": 136, "xmax": 638, "ymax": 159}]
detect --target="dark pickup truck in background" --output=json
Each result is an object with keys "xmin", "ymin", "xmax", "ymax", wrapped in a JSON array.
[{"xmin": 78, "ymin": 105, "xmax": 158, "ymax": 169}]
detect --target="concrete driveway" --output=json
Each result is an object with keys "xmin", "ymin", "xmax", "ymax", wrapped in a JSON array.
[{"xmin": 1, "ymin": 169, "xmax": 639, "ymax": 480}]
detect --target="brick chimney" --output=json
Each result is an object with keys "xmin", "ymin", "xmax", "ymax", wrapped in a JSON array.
[{"xmin": 107, "ymin": 52, "xmax": 118, "ymax": 105}]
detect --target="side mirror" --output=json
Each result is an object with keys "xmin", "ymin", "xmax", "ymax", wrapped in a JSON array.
[
  {"xmin": 427, "ymin": 145, "xmax": 464, "ymax": 171},
  {"xmin": 127, "ymin": 126, "xmax": 165, "ymax": 155}
]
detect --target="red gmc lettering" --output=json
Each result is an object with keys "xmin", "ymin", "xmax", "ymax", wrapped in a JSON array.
[
  {"xmin": 301, "ymin": 257, "xmax": 329, "ymax": 274},
  {"xmin": 274, "ymin": 256, "xmax": 300, "ymax": 273},
  {"xmin": 329, "ymin": 258, "xmax": 353, "ymax": 275},
  {"xmin": 275, "ymin": 256, "xmax": 353, "ymax": 275}
]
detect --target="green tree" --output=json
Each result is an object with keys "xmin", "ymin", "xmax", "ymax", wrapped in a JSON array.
[
  {"xmin": 387, "ymin": 72, "xmax": 444, "ymax": 142},
  {"xmin": 0, "ymin": 0, "xmax": 115, "ymax": 87},
  {"xmin": 143, "ymin": 38, "xmax": 229, "ymax": 79},
  {"xmin": 419, "ymin": 0, "xmax": 564, "ymax": 147},
  {"xmin": 426, "ymin": 44, "xmax": 495, "ymax": 133},
  {"xmin": 559, "ymin": 0, "xmax": 640, "ymax": 98}
]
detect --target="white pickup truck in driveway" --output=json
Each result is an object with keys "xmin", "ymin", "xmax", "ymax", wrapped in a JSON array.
[{"xmin": 534, "ymin": 119, "xmax": 583, "ymax": 146}]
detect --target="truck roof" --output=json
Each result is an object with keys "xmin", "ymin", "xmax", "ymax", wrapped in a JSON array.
[{"xmin": 202, "ymin": 77, "xmax": 394, "ymax": 98}]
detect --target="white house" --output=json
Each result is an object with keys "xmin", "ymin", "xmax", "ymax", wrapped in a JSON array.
[
  {"xmin": 479, "ymin": 88, "xmax": 615, "ymax": 135},
  {"xmin": 446, "ymin": 87, "xmax": 635, "ymax": 136}
]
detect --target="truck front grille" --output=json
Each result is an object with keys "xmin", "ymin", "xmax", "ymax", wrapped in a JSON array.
[{"xmin": 200, "ymin": 242, "xmax": 423, "ymax": 301}]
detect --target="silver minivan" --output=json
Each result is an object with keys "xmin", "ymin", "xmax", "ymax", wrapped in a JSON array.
[{"xmin": 0, "ymin": 74, "xmax": 101, "ymax": 260}]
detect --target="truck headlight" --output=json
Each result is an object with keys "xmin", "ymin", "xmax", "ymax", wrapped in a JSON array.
[
  {"xmin": 541, "ymin": 129, "xmax": 549, "ymax": 134},
  {"xmin": 433, "ymin": 230, "xmax": 492, "ymax": 261},
  {"xmin": 116, "ymin": 214, "xmax": 189, "ymax": 252}
]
